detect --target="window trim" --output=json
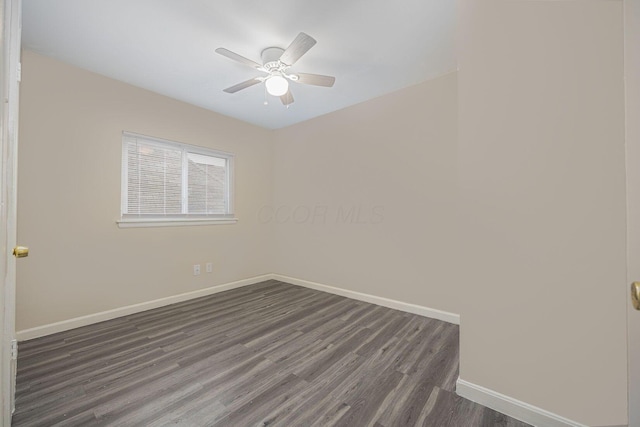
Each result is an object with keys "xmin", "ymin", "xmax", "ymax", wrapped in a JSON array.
[
  {"xmin": 116, "ymin": 217, "xmax": 238, "ymax": 228},
  {"xmin": 118, "ymin": 131, "xmax": 237, "ymax": 228}
]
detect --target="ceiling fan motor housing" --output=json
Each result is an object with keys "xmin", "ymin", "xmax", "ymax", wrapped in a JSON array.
[{"xmin": 261, "ymin": 47, "xmax": 286, "ymax": 71}]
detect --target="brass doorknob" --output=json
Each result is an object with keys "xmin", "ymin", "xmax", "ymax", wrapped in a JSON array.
[
  {"xmin": 632, "ymin": 282, "xmax": 640, "ymax": 311},
  {"xmin": 13, "ymin": 246, "xmax": 28, "ymax": 258}
]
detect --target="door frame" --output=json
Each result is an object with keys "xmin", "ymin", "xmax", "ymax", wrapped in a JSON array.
[
  {"xmin": 626, "ymin": 0, "xmax": 640, "ymax": 426},
  {"xmin": 0, "ymin": 0, "xmax": 20, "ymax": 424}
]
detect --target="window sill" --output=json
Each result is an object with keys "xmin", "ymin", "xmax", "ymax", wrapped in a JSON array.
[{"xmin": 117, "ymin": 218, "xmax": 238, "ymax": 228}]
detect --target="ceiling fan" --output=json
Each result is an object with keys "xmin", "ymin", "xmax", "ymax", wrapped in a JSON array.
[{"xmin": 215, "ymin": 32, "xmax": 336, "ymax": 106}]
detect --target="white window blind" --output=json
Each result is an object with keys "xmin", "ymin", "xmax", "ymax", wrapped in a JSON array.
[
  {"xmin": 121, "ymin": 133, "xmax": 234, "ymax": 223},
  {"xmin": 187, "ymin": 153, "xmax": 227, "ymax": 215}
]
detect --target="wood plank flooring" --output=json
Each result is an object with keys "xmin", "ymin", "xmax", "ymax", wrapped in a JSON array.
[{"xmin": 13, "ymin": 280, "xmax": 530, "ymax": 426}]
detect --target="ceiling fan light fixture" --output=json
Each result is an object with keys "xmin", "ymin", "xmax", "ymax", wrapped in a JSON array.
[{"xmin": 265, "ymin": 75, "xmax": 289, "ymax": 96}]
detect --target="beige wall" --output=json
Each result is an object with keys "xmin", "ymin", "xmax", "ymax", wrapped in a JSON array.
[
  {"xmin": 16, "ymin": 51, "xmax": 274, "ymax": 330},
  {"xmin": 18, "ymin": 53, "xmax": 459, "ymax": 329},
  {"xmin": 271, "ymin": 73, "xmax": 458, "ymax": 315},
  {"xmin": 457, "ymin": 1, "xmax": 627, "ymax": 425}
]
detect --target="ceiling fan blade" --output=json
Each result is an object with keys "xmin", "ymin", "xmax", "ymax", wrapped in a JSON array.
[
  {"xmin": 279, "ymin": 32, "xmax": 317, "ymax": 66},
  {"xmin": 295, "ymin": 73, "xmax": 336, "ymax": 87},
  {"xmin": 215, "ymin": 48, "xmax": 262, "ymax": 69},
  {"xmin": 280, "ymin": 91, "xmax": 294, "ymax": 106},
  {"xmin": 223, "ymin": 78, "xmax": 262, "ymax": 93}
]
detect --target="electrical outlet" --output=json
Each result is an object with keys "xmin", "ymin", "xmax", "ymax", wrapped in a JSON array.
[
  {"xmin": 206, "ymin": 262, "xmax": 213, "ymax": 273},
  {"xmin": 193, "ymin": 264, "xmax": 201, "ymax": 276}
]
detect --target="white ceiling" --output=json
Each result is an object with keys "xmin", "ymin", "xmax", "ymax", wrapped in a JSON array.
[{"xmin": 21, "ymin": 0, "xmax": 456, "ymax": 130}]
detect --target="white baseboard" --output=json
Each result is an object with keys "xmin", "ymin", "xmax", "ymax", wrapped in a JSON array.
[
  {"xmin": 456, "ymin": 378, "xmax": 587, "ymax": 427},
  {"xmin": 15, "ymin": 274, "xmax": 618, "ymax": 427},
  {"xmin": 16, "ymin": 274, "xmax": 273, "ymax": 341},
  {"xmin": 17, "ymin": 273, "xmax": 460, "ymax": 341},
  {"xmin": 270, "ymin": 274, "xmax": 460, "ymax": 325}
]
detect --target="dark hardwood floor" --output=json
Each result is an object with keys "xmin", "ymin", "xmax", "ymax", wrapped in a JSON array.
[{"xmin": 13, "ymin": 280, "xmax": 530, "ymax": 426}]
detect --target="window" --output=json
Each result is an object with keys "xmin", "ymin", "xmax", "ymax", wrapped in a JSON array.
[{"xmin": 118, "ymin": 132, "xmax": 236, "ymax": 227}]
